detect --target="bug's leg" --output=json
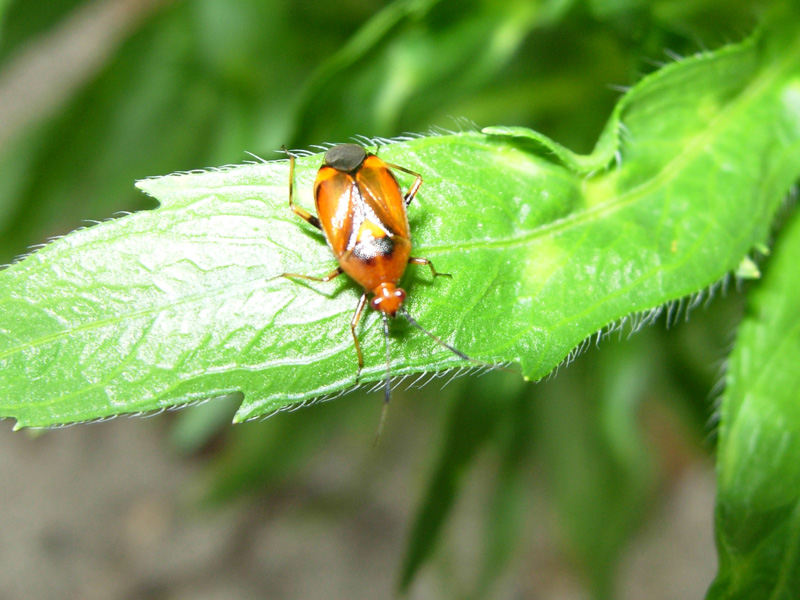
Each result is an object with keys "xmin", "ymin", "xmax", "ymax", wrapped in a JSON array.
[
  {"xmin": 282, "ymin": 146, "xmax": 322, "ymax": 231},
  {"xmin": 408, "ymin": 256, "xmax": 452, "ymax": 279},
  {"xmin": 373, "ymin": 312, "xmax": 392, "ymax": 448},
  {"xmin": 383, "ymin": 161, "xmax": 423, "ymax": 206},
  {"xmin": 276, "ymin": 266, "xmax": 343, "ymax": 284},
  {"xmin": 350, "ymin": 291, "xmax": 369, "ymax": 381}
]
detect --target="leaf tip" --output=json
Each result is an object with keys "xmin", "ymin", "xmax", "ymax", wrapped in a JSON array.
[{"xmin": 134, "ymin": 177, "xmax": 160, "ymax": 197}]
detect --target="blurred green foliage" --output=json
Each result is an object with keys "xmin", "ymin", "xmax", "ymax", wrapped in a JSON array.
[{"xmin": 0, "ymin": 0, "xmax": 791, "ymax": 598}]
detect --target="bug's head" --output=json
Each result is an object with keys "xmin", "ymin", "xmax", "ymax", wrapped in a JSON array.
[
  {"xmin": 370, "ymin": 283, "xmax": 406, "ymax": 317},
  {"xmin": 324, "ymin": 143, "xmax": 367, "ymax": 173}
]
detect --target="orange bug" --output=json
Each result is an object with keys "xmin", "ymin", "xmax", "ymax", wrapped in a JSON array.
[{"xmin": 280, "ymin": 143, "xmax": 470, "ymax": 429}]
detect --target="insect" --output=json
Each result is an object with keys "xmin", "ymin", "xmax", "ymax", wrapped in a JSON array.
[{"xmin": 279, "ymin": 143, "xmax": 471, "ymax": 431}]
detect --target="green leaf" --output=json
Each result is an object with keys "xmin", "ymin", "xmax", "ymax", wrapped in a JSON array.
[
  {"xmin": 708, "ymin": 209, "xmax": 800, "ymax": 598},
  {"xmin": 2, "ymin": 4, "xmax": 800, "ymax": 428}
]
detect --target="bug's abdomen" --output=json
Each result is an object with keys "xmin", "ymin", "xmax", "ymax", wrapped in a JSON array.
[{"xmin": 341, "ymin": 229, "xmax": 411, "ymax": 292}]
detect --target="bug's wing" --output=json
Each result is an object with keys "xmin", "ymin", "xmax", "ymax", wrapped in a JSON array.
[
  {"xmin": 314, "ymin": 168, "xmax": 358, "ymax": 257},
  {"xmin": 357, "ymin": 156, "xmax": 410, "ymax": 239}
]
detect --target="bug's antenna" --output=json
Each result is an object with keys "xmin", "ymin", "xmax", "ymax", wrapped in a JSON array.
[
  {"xmin": 374, "ymin": 314, "xmax": 392, "ymax": 447},
  {"xmin": 399, "ymin": 307, "xmax": 471, "ymax": 361}
]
